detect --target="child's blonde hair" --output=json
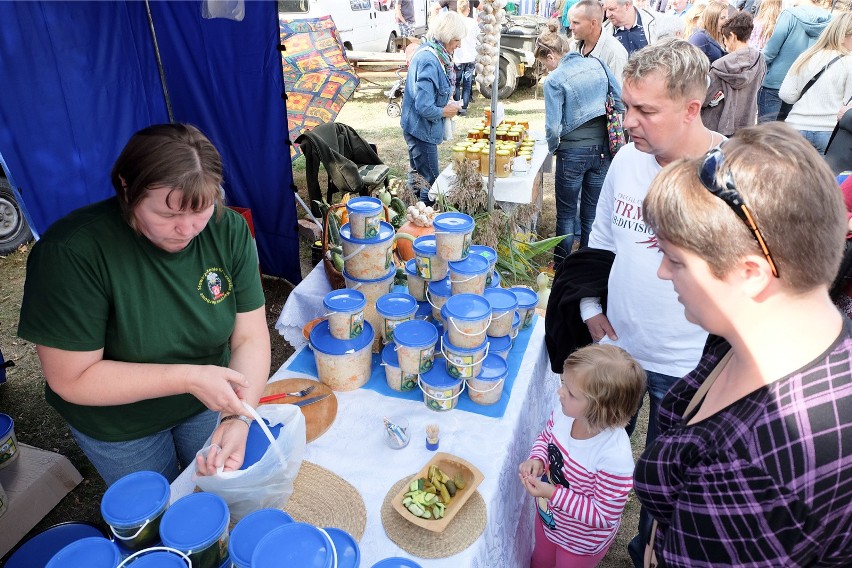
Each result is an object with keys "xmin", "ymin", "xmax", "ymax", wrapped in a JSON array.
[{"xmin": 563, "ymin": 344, "xmax": 646, "ymax": 431}]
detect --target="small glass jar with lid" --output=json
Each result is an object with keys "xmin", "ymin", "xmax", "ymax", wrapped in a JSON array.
[
  {"xmin": 479, "ymin": 147, "xmax": 491, "ymax": 176},
  {"xmin": 466, "ymin": 146, "xmax": 481, "ymax": 170},
  {"xmin": 495, "ymin": 150, "xmax": 511, "ymax": 178},
  {"xmin": 451, "ymin": 145, "xmax": 468, "ymax": 166}
]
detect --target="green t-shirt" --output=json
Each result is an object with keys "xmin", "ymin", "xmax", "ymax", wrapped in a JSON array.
[{"xmin": 18, "ymin": 198, "xmax": 266, "ymax": 442}]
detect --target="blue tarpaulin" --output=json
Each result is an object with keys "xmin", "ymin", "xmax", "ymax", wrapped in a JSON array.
[{"xmin": 0, "ymin": 0, "xmax": 300, "ymax": 282}]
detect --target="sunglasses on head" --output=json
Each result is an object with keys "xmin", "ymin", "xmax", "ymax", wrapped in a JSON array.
[{"xmin": 697, "ymin": 146, "xmax": 779, "ymax": 278}]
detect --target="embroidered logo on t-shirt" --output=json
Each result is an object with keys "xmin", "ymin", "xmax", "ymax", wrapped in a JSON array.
[{"xmin": 198, "ymin": 268, "xmax": 233, "ymax": 304}]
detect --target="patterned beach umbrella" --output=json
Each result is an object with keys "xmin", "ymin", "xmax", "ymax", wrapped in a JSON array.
[{"xmin": 280, "ymin": 15, "xmax": 360, "ymax": 159}]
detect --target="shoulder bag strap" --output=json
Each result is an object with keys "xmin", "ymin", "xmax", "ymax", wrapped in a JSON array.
[{"xmin": 792, "ymin": 55, "xmax": 843, "ymax": 105}]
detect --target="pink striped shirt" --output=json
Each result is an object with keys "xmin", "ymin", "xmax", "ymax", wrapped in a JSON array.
[{"xmin": 528, "ymin": 409, "xmax": 635, "ymax": 555}]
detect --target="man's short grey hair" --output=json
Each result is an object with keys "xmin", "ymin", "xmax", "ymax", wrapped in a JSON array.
[
  {"xmin": 623, "ymin": 38, "xmax": 709, "ymax": 101},
  {"xmin": 654, "ymin": 13, "xmax": 685, "ymax": 40},
  {"xmin": 613, "ymin": 0, "xmax": 633, "ymax": 6},
  {"xmin": 427, "ymin": 11, "xmax": 468, "ymax": 44},
  {"xmin": 572, "ymin": 0, "xmax": 604, "ymax": 21}
]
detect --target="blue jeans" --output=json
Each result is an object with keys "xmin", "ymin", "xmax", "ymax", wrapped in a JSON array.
[
  {"xmin": 554, "ymin": 144, "xmax": 610, "ymax": 261},
  {"xmin": 757, "ymin": 86, "xmax": 782, "ymax": 123},
  {"xmin": 800, "ymin": 130, "xmax": 831, "ymax": 154},
  {"xmin": 454, "ymin": 62, "xmax": 475, "ymax": 110},
  {"xmin": 403, "ymin": 131, "xmax": 440, "ymax": 203},
  {"xmin": 625, "ymin": 369, "xmax": 681, "ymax": 568},
  {"xmin": 70, "ymin": 409, "xmax": 219, "ymax": 486}
]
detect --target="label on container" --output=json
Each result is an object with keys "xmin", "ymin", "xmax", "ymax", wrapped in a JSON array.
[
  {"xmin": 364, "ymin": 215, "xmax": 381, "ymax": 239},
  {"xmin": 447, "ymin": 353, "xmax": 474, "ymax": 379},
  {"xmin": 0, "ymin": 483, "xmax": 7, "ymax": 518},
  {"xmin": 418, "ymin": 346, "xmax": 435, "ymax": 373},
  {"xmin": 0, "ymin": 437, "xmax": 17, "ymax": 466},
  {"xmin": 401, "ymin": 373, "xmax": 418, "ymax": 391},
  {"xmin": 462, "ymin": 234, "xmax": 472, "ymax": 258},
  {"xmin": 349, "ymin": 312, "xmax": 365, "ymax": 338},
  {"xmin": 417, "ymin": 256, "xmax": 433, "ymax": 280},
  {"xmin": 385, "ymin": 246, "xmax": 393, "ymax": 270},
  {"xmin": 384, "ymin": 317, "xmax": 411, "ymax": 342},
  {"xmin": 427, "ymin": 389, "xmax": 455, "ymax": 411},
  {"xmin": 523, "ymin": 309, "xmax": 534, "ymax": 329}
]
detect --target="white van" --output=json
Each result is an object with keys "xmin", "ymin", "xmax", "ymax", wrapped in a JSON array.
[{"xmin": 278, "ymin": 0, "xmax": 414, "ymax": 52}]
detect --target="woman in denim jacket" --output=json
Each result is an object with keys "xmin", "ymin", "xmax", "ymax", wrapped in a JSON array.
[
  {"xmin": 537, "ymin": 21, "xmax": 624, "ymax": 262},
  {"xmin": 401, "ymin": 11, "xmax": 467, "ymax": 203}
]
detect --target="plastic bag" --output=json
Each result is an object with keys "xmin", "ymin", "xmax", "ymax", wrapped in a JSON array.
[{"xmin": 192, "ymin": 404, "xmax": 305, "ymax": 522}]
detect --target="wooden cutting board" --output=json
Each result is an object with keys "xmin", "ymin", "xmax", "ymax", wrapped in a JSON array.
[{"xmin": 259, "ymin": 378, "xmax": 337, "ymax": 443}]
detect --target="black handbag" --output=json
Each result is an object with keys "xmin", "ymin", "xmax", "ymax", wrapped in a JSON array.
[{"xmin": 777, "ymin": 55, "xmax": 842, "ymax": 122}]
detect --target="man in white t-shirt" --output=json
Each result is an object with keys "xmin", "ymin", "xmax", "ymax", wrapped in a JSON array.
[
  {"xmin": 580, "ymin": 38, "xmax": 721, "ymax": 568},
  {"xmin": 453, "ymin": 0, "xmax": 479, "ymax": 114}
]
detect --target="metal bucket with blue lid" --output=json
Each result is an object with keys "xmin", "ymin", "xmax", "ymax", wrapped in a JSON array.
[
  {"xmin": 487, "ymin": 333, "xmax": 513, "ymax": 360},
  {"xmin": 466, "ymin": 353, "xmax": 509, "ymax": 405},
  {"xmin": 323, "ymin": 527, "xmax": 360, "ymax": 568},
  {"xmin": 0, "ymin": 412, "xmax": 19, "ymax": 469},
  {"xmin": 376, "ymin": 292, "xmax": 419, "ymax": 343},
  {"xmin": 404, "ymin": 259, "xmax": 427, "ymax": 301},
  {"xmin": 345, "ymin": 196, "xmax": 384, "ymax": 240},
  {"xmin": 116, "ymin": 547, "xmax": 191, "ymax": 568},
  {"xmin": 159, "ymin": 492, "xmax": 230, "ymax": 568},
  {"xmin": 251, "ymin": 522, "xmax": 336, "ymax": 568},
  {"xmin": 470, "ymin": 245, "xmax": 497, "ymax": 286},
  {"xmin": 343, "ymin": 265, "xmax": 396, "ymax": 304},
  {"xmin": 323, "ymin": 289, "xmax": 366, "ymax": 340},
  {"xmin": 340, "ymin": 221, "xmax": 395, "ymax": 280},
  {"xmin": 415, "ymin": 300, "xmax": 431, "ymax": 321},
  {"xmin": 441, "ymin": 293, "xmax": 492, "ymax": 349},
  {"xmin": 101, "ymin": 471, "xmax": 170, "ymax": 555},
  {"xmin": 440, "ymin": 332, "xmax": 488, "ymax": 379},
  {"xmin": 228, "ymin": 509, "xmax": 293, "ymax": 568},
  {"xmin": 370, "ymin": 558, "xmax": 423, "ymax": 568},
  {"xmin": 484, "ymin": 288, "xmax": 519, "ymax": 337},
  {"xmin": 392, "ymin": 319, "xmax": 439, "ymax": 375},
  {"xmin": 448, "ymin": 253, "xmax": 490, "ymax": 296},
  {"xmin": 311, "ymin": 320, "xmax": 375, "ymax": 391},
  {"xmin": 425, "ymin": 277, "xmax": 452, "ymax": 321},
  {"xmin": 382, "ymin": 343, "xmax": 417, "ymax": 392},
  {"xmin": 45, "ymin": 537, "xmax": 121, "ymax": 568},
  {"xmin": 412, "ymin": 236, "xmax": 448, "ymax": 282},
  {"xmin": 418, "ymin": 363, "xmax": 465, "ymax": 412},
  {"xmin": 3, "ymin": 521, "xmax": 107, "ymax": 568},
  {"xmin": 509, "ymin": 286, "xmax": 538, "ymax": 329},
  {"xmin": 433, "ymin": 212, "xmax": 474, "ymax": 261}
]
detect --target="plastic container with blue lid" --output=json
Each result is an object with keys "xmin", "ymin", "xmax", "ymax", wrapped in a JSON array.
[
  {"xmin": 340, "ymin": 221, "xmax": 396, "ymax": 280},
  {"xmin": 251, "ymin": 522, "xmax": 334, "ymax": 568},
  {"xmin": 404, "ymin": 258, "xmax": 427, "ymax": 301},
  {"xmin": 382, "ymin": 342, "xmax": 418, "ymax": 392},
  {"xmin": 510, "ymin": 311, "xmax": 522, "ymax": 347},
  {"xmin": 440, "ymin": 331, "xmax": 488, "ymax": 379},
  {"xmin": 509, "ymin": 286, "xmax": 538, "ymax": 330},
  {"xmin": 487, "ymin": 333, "xmax": 513, "ymax": 360},
  {"xmin": 486, "ymin": 269, "xmax": 501, "ymax": 289},
  {"xmin": 376, "ymin": 292, "xmax": 419, "ymax": 343},
  {"xmin": 448, "ymin": 253, "xmax": 490, "ymax": 296},
  {"xmin": 370, "ymin": 558, "xmax": 423, "ymax": 568},
  {"xmin": 323, "ymin": 527, "xmax": 360, "ymax": 568},
  {"xmin": 323, "ymin": 289, "xmax": 366, "ymax": 340},
  {"xmin": 442, "ymin": 293, "xmax": 492, "ymax": 349},
  {"xmin": 159, "ymin": 492, "xmax": 230, "ymax": 568},
  {"xmin": 393, "ymin": 319, "xmax": 439, "ymax": 375},
  {"xmin": 426, "ymin": 277, "xmax": 452, "ymax": 321},
  {"xmin": 345, "ymin": 196, "xmax": 384, "ymax": 240},
  {"xmin": 241, "ymin": 418, "xmax": 284, "ymax": 470},
  {"xmin": 342, "ymin": 265, "xmax": 396, "ymax": 304},
  {"xmin": 101, "ymin": 471, "xmax": 170, "ymax": 554},
  {"xmin": 470, "ymin": 244, "xmax": 497, "ymax": 287},
  {"xmin": 0, "ymin": 412, "xmax": 19, "ymax": 469},
  {"xmin": 415, "ymin": 300, "xmax": 432, "ymax": 321},
  {"xmin": 419, "ymin": 360, "xmax": 465, "ymax": 412},
  {"xmin": 412, "ymin": 235, "xmax": 448, "ymax": 281},
  {"xmin": 433, "ymin": 212, "xmax": 474, "ymax": 261},
  {"xmin": 3, "ymin": 522, "xmax": 107, "ymax": 568},
  {"xmin": 310, "ymin": 320, "xmax": 375, "ymax": 391},
  {"xmin": 119, "ymin": 549, "xmax": 191, "ymax": 568},
  {"xmin": 467, "ymin": 353, "xmax": 509, "ymax": 405},
  {"xmin": 229, "ymin": 508, "xmax": 294, "ymax": 568},
  {"xmin": 484, "ymin": 288, "xmax": 519, "ymax": 337},
  {"xmin": 45, "ymin": 537, "xmax": 120, "ymax": 568}
]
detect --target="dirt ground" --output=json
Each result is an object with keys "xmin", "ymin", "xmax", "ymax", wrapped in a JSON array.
[{"xmin": 0, "ymin": 80, "xmax": 643, "ymax": 567}]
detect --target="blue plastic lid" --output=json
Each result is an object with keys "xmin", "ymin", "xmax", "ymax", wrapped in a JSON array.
[
  {"xmin": 487, "ymin": 333, "xmax": 512, "ymax": 351},
  {"xmin": 252, "ymin": 522, "xmax": 332, "ymax": 568},
  {"xmin": 415, "ymin": 300, "xmax": 431, "ymax": 319},
  {"xmin": 433, "ymin": 212, "xmax": 474, "ymax": 233},
  {"xmin": 159, "ymin": 492, "xmax": 229, "ymax": 551},
  {"xmin": 241, "ymin": 418, "xmax": 284, "ymax": 470},
  {"xmin": 323, "ymin": 528, "xmax": 361, "ymax": 568},
  {"xmin": 101, "ymin": 471, "xmax": 170, "ymax": 528},
  {"xmin": 510, "ymin": 286, "xmax": 538, "ymax": 309},
  {"xmin": 412, "ymin": 235, "xmax": 437, "ymax": 257},
  {"xmin": 433, "ymin": 320, "xmax": 444, "ymax": 338},
  {"xmin": 128, "ymin": 550, "xmax": 190, "ymax": 568},
  {"xmin": 470, "ymin": 245, "xmax": 497, "ymax": 265},
  {"xmin": 486, "ymin": 270, "xmax": 502, "ymax": 289},
  {"xmin": 342, "ymin": 264, "xmax": 396, "ymax": 284},
  {"xmin": 512, "ymin": 311, "xmax": 521, "ymax": 329},
  {"xmin": 381, "ymin": 342, "xmax": 400, "ymax": 367},
  {"xmin": 229, "ymin": 509, "xmax": 294, "ymax": 567},
  {"xmin": 393, "ymin": 320, "xmax": 438, "ymax": 348},
  {"xmin": 346, "ymin": 196, "xmax": 383, "ymax": 215},
  {"xmin": 4, "ymin": 522, "xmax": 106, "ymax": 568},
  {"xmin": 310, "ymin": 320, "xmax": 375, "ymax": 355},
  {"xmin": 323, "ymin": 289, "xmax": 366, "ymax": 313},
  {"xmin": 427, "ymin": 277, "xmax": 452, "ymax": 298},
  {"xmin": 339, "ymin": 221, "xmax": 395, "ymax": 244},
  {"xmin": 420, "ymin": 360, "xmax": 462, "ymax": 389},
  {"xmin": 376, "ymin": 293, "xmax": 418, "ymax": 318},
  {"xmin": 443, "ymin": 294, "xmax": 491, "ymax": 321},
  {"xmin": 370, "ymin": 558, "xmax": 423, "ymax": 568},
  {"xmin": 45, "ymin": 537, "xmax": 120, "ymax": 568},
  {"xmin": 442, "ymin": 331, "xmax": 487, "ymax": 354},
  {"xmin": 404, "ymin": 259, "xmax": 419, "ymax": 277},
  {"xmin": 448, "ymin": 253, "xmax": 490, "ymax": 275},
  {"xmin": 0, "ymin": 412, "xmax": 13, "ymax": 437},
  {"xmin": 484, "ymin": 288, "xmax": 519, "ymax": 312},
  {"xmin": 478, "ymin": 353, "xmax": 509, "ymax": 381}
]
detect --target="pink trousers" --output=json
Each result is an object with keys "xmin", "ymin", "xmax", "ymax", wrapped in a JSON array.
[{"xmin": 530, "ymin": 515, "xmax": 611, "ymax": 568}]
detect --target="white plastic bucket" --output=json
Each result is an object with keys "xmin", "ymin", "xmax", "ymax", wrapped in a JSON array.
[
  {"xmin": 433, "ymin": 212, "xmax": 474, "ymax": 262},
  {"xmin": 340, "ymin": 221, "xmax": 395, "ymax": 280},
  {"xmin": 381, "ymin": 343, "xmax": 418, "ymax": 392},
  {"xmin": 323, "ymin": 289, "xmax": 366, "ymax": 341},
  {"xmin": 509, "ymin": 286, "xmax": 539, "ymax": 330},
  {"xmin": 376, "ymin": 293, "xmax": 418, "ymax": 344},
  {"xmin": 466, "ymin": 354, "xmax": 508, "ymax": 406},
  {"xmin": 440, "ymin": 333, "xmax": 488, "ymax": 380},
  {"xmin": 418, "ymin": 365, "xmax": 465, "ymax": 412},
  {"xmin": 425, "ymin": 278, "xmax": 452, "ymax": 322},
  {"xmin": 0, "ymin": 413, "xmax": 18, "ymax": 470},
  {"xmin": 488, "ymin": 333, "xmax": 512, "ymax": 360},
  {"xmin": 343, "ymin": 265, "xmax": 396, "ymax": 305},
  {"xmin": 345, "ymin": 196, "xmax": 384, "ymax": 240},
  {"xmin": 404, "ymin": 259, "xmax": 427, "ymax": 301},
  {"xmin": 484, "ymin": 288, "xmax": 519, "ymax": 338},
  {"xmin": 448, "ymin": 254, "xmax": 490, "ymax": 296},
  {"xmin": 412, "ymin": 236, "xmax": 448, "ymax": 282},
  {"xmin": 441, "ymin": 294, "xmax": 492, "ymax": 349},
  {"xmin": 310, "ymin": 320, "xmax": 375, "ymax": 391},
  {"xmin": 392, "ymin": 320, "xmax": 439, "ymax": 375}
]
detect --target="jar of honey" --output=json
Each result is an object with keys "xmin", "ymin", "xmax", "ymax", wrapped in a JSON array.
[
  {"xmin": 466, "ymin": 146, "xmax": 481, "ymax": 171},
  {"xmin": 480, "ymin": 147, "xmax": 491, "ymax": 176},
  {"xmin": 451, "ymin": 145, "xmax": 468, "ymax": 166},
  {"xmin": 467, "ymin": 129, "xmax": 481, "ymax": 140},
  {"xmin": 495, "ymin": 150, "xmax": 511, "ymax": 178}
]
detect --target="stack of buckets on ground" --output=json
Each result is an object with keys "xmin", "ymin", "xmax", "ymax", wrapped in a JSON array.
[
  {"xmin": 42, "ymin": 467, "xmax": 417, "ymax": 568},
  {"xmin": 312, "ymin": 200, "xmax": 539, "ymax": 410}
]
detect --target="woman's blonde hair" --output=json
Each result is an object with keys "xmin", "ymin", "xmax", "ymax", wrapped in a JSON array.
[
  {"xmin": 427, "ymin": 10, "xmax": 468, "ymax": 45},
  {"xmin": 683, "ymin": 3, "xmax": 707, "ymax": 39},
  {"xmin": 699, "ymin": 1, "xmax": 728, "ymax": 45},
  {"xmin": 535, "ymin": 19, "xmax": 571, "ymax": 59},
  {"xmin": 790, "ymin": 12, "xmax": 852, "ymax": 75},
  {"xmin": 563, "ymin": 345, "xmax": 646, "ymax": 431},
  {"xmin": 643, "ymin": 123, "xmax": 846, "ymax": 291},
  {"xmin": 754, "ymin": 0, "xmax": 782, "ymax": 46}
]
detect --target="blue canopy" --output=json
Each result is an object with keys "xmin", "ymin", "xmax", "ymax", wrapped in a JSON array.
[{"xmin": 0, "ymin": 0, "xmax": 300, "ymax": 282}]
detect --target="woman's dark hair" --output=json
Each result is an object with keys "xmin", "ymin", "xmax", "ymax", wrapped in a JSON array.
[
  {"xmin": 721, "ymin": 12, "xmax": 754, "ymax": 42},
  {"xmin": 111, "ymin": 123, "xmax": 224, "ymax": 228}
]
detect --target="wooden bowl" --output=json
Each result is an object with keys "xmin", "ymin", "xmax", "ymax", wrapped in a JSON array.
[
  {"xmin": 302, "ymin": 317, "xmax": 325, "ymax": 342},
  {"xmin": 391, "ymin": 452, "xmax": 484, "ymax": 534}
]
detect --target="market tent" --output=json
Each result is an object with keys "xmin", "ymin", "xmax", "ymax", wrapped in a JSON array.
[{"xmin": 0, "ymin": 0, "xmax": 300, "ymax": 282}]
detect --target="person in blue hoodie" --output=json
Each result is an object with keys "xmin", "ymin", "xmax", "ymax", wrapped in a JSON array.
[{"xmin": 757, "ymin": 0, "xmax": 831, "ymax": 122}]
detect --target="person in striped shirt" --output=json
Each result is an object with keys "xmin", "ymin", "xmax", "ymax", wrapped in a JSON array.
[{"xmin": 519, "ymin": 344, "xmax": 646, "ymax": 568}]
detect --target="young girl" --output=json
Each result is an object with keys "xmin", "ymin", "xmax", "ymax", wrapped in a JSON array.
[{"xmin": 519, "ymin": 344, "xmax": 645, "ymax": 568}]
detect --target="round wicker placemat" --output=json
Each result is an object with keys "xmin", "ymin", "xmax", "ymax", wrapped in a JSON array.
[
  {"xmin": 380, "ymin": 474, "xmax": 487, "ymax": 558},
  {"xmin": 283, "ymin": 461, "xmax": 366, "ymax": 541}
]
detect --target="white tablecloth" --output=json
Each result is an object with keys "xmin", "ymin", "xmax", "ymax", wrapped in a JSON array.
[
  {"xmin": 171, "ymin": 319, "xmax": 559, "ymax": 567},
  {"xmin": 274, "ymin": 261, "xmax": 332, "ymax": 350}
]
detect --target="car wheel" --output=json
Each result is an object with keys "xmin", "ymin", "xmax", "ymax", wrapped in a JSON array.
[
  {"xmin": 0, "ymin": 178, "xmax": 34, "ymax": 255},
  {"xmin": 386, "ymin": 33, "xmax": 398, "ymax": 53},
  {"xmin": 478, "ymin": 55, "xmax": 518, "ymax": 99}
]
